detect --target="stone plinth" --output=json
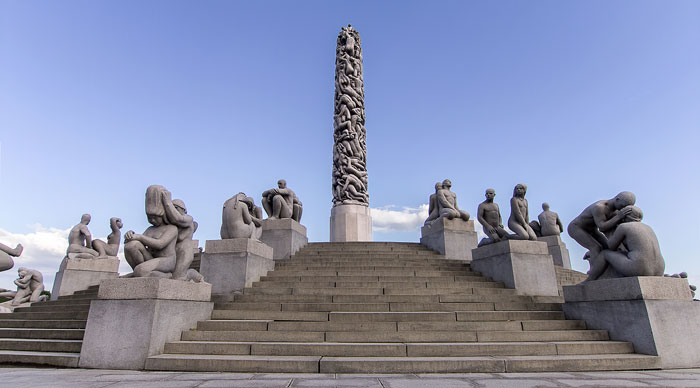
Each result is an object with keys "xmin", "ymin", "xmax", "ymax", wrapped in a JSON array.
[
  {"xmin": 200, "ymin": 238, "xmax": 274, "ymax": 297},
  {"xmin": 260, "ymin": 218, "xmax": 308, "ymax": 260},
  {"xmin": 79, "ymin": 278, "xmax": 213, "ymax": 370},
  {"xmin": 470, "ymin": 240, "xmax": 559, "ymax": 296},
  {"xmin": 563, "ymin": 277, "xmax": 698, "ymax": 368},
  {"xmin": 537, "ymin": 235, "xmax": 572, "ymax": 269},
  {"xmin": 420, "ymin": 218, "xmax": 478, "ymax": 261},
  {"xmin": 330, "ymin": 204, "xmax": 372, "ymax": 242},
  {"xmin": 51, "ymin": 257, "xmax": 120, "ymax": 300}
]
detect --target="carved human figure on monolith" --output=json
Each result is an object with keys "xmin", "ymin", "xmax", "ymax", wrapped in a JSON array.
[
  {"xmin": 123, "ymin": 185, "xmax": 179, "ymax": 279},
  {"xmin": 0, "ymin": 267, "xmax": 47, "ymax": 306},
  {"xmin": 91, "ymin": 217, "xmax": 123, "ymax": 258},
  {"xmin": 261, "ymin": 180, "xmax": 303, "ymax": 222},
  {"xmin": 0, "ymin": 242, "xmax": 23, "ymax": 272},
  {"xmin": 586, "ymin": 206, "xmax": 664, "ymax": 281},
  {"xmin": 477, "ymin": 188, "xmax": 510, "ymax": 246},
  {"xmin": 538, "ymin": 203, "xmax": 564, "ymax": 237},
  {"xmin": 567, "ymin": 191, "xmax": 636, "ymax": 267},
  {"xmin": 221, "ymin": 193, "xmax": 263, "ymax": 240},
  {"xmin": 508, "ymin": 184, "xmax": 537, "ymax": 240},
  {"xmin": 66, "ymin": 214, "xmax": 99, "ymax": 259},
  {"xmin": 423, "ymin": 182, "xmax": 443, "ymax": 226}
]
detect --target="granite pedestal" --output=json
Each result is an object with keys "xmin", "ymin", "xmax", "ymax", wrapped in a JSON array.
[
  {"xmin": 471, "ymin": 240, "xmax": 559, "ymax": 296},
  {"xmin": 260, "ymin": 218, "xmax": 308, "ymax": 260},
  {"xmin": 537, "ymin": 235, "xmax": 572, "ymax": 269},
  {"xmin": 330, "ymin": 204, "xmax": 372, "ymax": 242},
  {"xmin": 79, "ymin": 278, "xmax": 213, "ymax": 370},
  {"xmin": 420, "ymin": 218, "xmax": 478, "ymax": 261},
  {"xmin": 562, "ymin": 276, "xmax": 699, "ymax": 368},
  {"xmin": 50, "ymin": 257, "xmax": 120, "ymax": 300},
  {"xmin": 200, "ymin": 238, "xmax": 274, "ymax": 298}
]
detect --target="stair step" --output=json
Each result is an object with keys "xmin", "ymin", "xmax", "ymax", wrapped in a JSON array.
[
  {"xmin": 211, "ymin": 310, "xmax": 329, "ymax": 321},
  {"xmin": 0, "ymin": 319, "xmax": 86, "ymax": 329},
  {"xmin": 0, "ymin": 328, "xmax": 85, "ymax": 340},
  {"xmin": 0, "ymin": 350, "xmax": 80, "ymax": 368},
  {"xmin": 145, "ymin": 354, "xmax": 321, "ymax": 373},
  {"xmin": 0, "ymin": 338, "xmax": 83, "ymax": 353}
]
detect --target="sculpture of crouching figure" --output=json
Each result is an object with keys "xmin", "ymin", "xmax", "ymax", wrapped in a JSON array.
[
  {"xmin": 261, "ymin": 179, "xmax": 303, "ymax": 222},
  {"xmin": 221, "ymin": 193, "xmax": 263, "ymax": 240},
  {"xmin": 0, "ymin": 267, "xmax": 47, "ymax": 306}
]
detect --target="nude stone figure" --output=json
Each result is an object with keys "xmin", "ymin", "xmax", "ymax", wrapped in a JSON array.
[
  {"xmin": 436, "ymin": 179, "xmax": 470, "ymax": 221},
  {"xmin": 262, "ymin": 180, "xmax": 303, "ymax": 222},
  {"xmin": 538, "ymin": 203, "xmax": 564, "ymax": 237},
  {"xmin": 508, "ymin": 184, "xmax": 537, "ymax": 241},
  {"xmin": 587, "ymin": 206, "xmax": 664, "ymax": 281},
  {"xmin": 0, "ymin": 242, "xmax": 23, "ymax": 272},
  {"xmin": 66, "ymin": 214, "xmax": 99, "ymax": 259},
  {"xmin": 423, "ymin": 182, "xmax": 443, "ymax": 226},
  {"xmin": 567, "ymin": 191, "xmax": 636, "ymax": 265},
  {"xmin": 162, "ymin": 193, "xmax": 204, "ymax": 282},
  {"xmin": 124, "ymin": 185, "xmax": 179, "ymax": 278},
  {"xmin": 0, "ymin": 267, "xmax": 47, "ymax": 306},
  {"xmin": 221, "ymin": 193, "xmax": 263, "ymax": 240},
  {"xmin": 477, "ymin": 188, "xmax": 510, "ymax": 246},
  {"xmin": 91, "ymin": 217, "xmax": 123, "ymax": 258}
]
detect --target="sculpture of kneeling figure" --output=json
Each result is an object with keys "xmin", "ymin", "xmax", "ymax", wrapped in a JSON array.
[
  {"xmin": 221, "ymin": 193, "xmax": 263, "ymax": 240},
  {"xmin": 587, "ymin": 205, "xmax": 665, "ymax": 281}
]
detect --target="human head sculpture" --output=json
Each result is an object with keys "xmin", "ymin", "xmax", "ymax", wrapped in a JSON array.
[
  {"xmin": 110, "ymin": 217, "xmax": 123, "ymax": 230},
  {"xmin": 172, "ymin": 199, "xmax": 187, "ymax": 214},
  {"xmin": 542, "ymin": 203, "xmax": 550, "ymax": 211},
  {"xmin": 145, "ymin": 185, "xmax": 170, "ymax": 226},
  {"xmin": 613, "ymin": 191, "xmax": 636, "ymax": 210},
  {"xmin": 485, "ymin": 188, "xmax": 496, "ymax": 201},
  {"xmin": 621, "ymin": 205, "xmax": 643, "ymax": 223},
  {"xmin": 278, "ymin": 179, "xmax": 287, "ymax": 189},
  {"xmin": 513, "ymin": 184, "xmax": 527, "ymax": 198},
  {"xmin": 81, "ymin": 214, "xmax": 91, "ymax": 225},
  {"xmin": 442, "ymin": 179, "xmax": 452, "ymax": 190},
  {"xmin": 434, "ymin": 182, "xmax": 442, "ymax": 192}
]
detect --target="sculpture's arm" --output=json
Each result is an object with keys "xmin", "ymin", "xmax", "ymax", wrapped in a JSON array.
[
  {"xmin": 437, "ymin": 190, "xmax": 452, "ymax": 210},
  {"xmin": 593, "ymin": 206, "xmax": 630, "ymax": 233},
  {"xmin": 241, "ymin": 205, "xmax": 252, "ymax": 225},
  {"xmin": 606, "ymin": 227, "xmax": 626, "ymax": 251},
  {"xmin": 556, "ymin": 215, "xmax": 564, "ymax": 233},
  {"xmin": 477, "ymin": 205, "xmax": 490, "ymax": 228},
  {"xmin": 497, "ymin": 205, "xmax": 503, "ymax": 227},
  {"xmin": 133, "ymin": 228, "xmax": 177, "ymax": 250},
  {"xmin": 80, "ymin": 225, "xmax": 93, "ymax": 248},
  {"xmin": 162, "ymin": 196, "xmax": 191, "ymax": 228}
]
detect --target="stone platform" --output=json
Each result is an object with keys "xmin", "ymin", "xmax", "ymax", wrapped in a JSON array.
[
  {"xmin": 51, "ymin": 257, "xmax": 120, "ymax": 300},
  {"xmin": 201, "ymin": 238, "xmax": 274, "ymax": 298},
  {"xmin": 420, "ymin": 218, "xmax": 478, "ymax": 261},
  {"xmin": 330, "ymin": 204, "xmax": 372, "ymax": 242},
  {"xmin": 260, "ymin": 218, "xmax": 308, "ymax": 260},
  {"xmin": 538, "ymin": 235, "xmax": 572, "ymax": 269}
]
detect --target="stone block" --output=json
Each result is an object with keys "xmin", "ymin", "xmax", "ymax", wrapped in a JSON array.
[
  {"xmin": 51, "ymin": 257, "xmax": 120, "ymax": 300},
  {"xmin": 260, "ymin": 218, "xmax": 308, "ymax": 260},
  {"xmin": 79, "ymin": 278, "xmax": 213, "ymax": 370},
  {"xmin": 201, "ymin": 238, "xmax": 274, "ymax": 296},
  {"xmin": 420, "ymin": 218, "xmax": 478, "ymax": 261},
  {"xmin": 330, "ymin": 204, "xmax": 372, "ymax": 242},
  {"xmin": 470, "ymin": 240, "xmax": 559, "ymax": 296},
  {"xmin": 563, "ymin": 276, "xmax": 700, "ymax": 368},
  {"xmin": 537, "ymin": 235, "xmax": 572, "ymax": 269}
]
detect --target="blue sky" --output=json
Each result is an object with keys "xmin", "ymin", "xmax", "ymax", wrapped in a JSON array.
[{"xmin": 1, "ymin": 1, "xmax": 699, "ymax": 291}]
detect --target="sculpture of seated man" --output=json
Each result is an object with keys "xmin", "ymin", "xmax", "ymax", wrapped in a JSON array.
[
  {"xmin": 586, "ymin": 206, "xmax": 664, "ymax": 281},
  {"xmin": 508, "ymin": 184, "xmax": 537, "ymax": 240},
  {"xmin": 477, "ymin": 188, "xmax": 509, "ymax": 246},
  {"xmin": 0, "ymin": 242, "xmax": 23, "ymax": 272},
  {"xmin": 261, "ymin": 179, "xmax": 303, "ymax": 222},
  {"xmin": 221, "ymin": 193, "xmax": 263, "ymax": 240},
  {"xmin": 425, "ymin": 179, "xmax": 470, "ymax": 226},
  {"xmin": 567, "ymin": 191, "xmax": 636, "ymax": 270},
  {"xmin": 0, "ymin": 267, "xmax": 47, "ymax": 306},
  {"xmin": 124, "ymin": 185, "xmax": 180, "ymax": 278},
  {"xmin": 91, "ymin": 217, "xmax": 123, "ymax": 258},
  {"xmin": 423, "ymin": 182, "xmax": 443, "ymax": 226},
  {"xmin": 538, "ymin": 203, "xmax": 564, "ymax": 237},
  {"xmin": 66, "ymin": 214, "xmax": 99, "ymax": 259}
]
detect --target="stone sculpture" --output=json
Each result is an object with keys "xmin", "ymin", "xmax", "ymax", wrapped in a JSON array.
[
  {"xmin": 124, "ymin": 185, "xmax": 202, "ymax": 281},
  {"xmin": 507, "ymin": 184, "xmax": 537, "ymax": 240},
  {"xmin": 262, "ymin": 180, "xmax": 303, "ymax": 222},
  {"xmin": 537, "ymin": 203, "xmax": 564, "ymax": 237},
  {"xmin": 424, "ymin": 179, "xmax": 470, "ymax": 226},
  {"xmin": 585, "ymin": 205, "xmax": 665, "ymax": 281},
  {"xmin": 91, "ymin": 217, "xmax": 123, "ymax": 258},
  {"xmin": 423, "ymin": 182, "xmax": 443, "ymax": 226},
  {"xmin": 567, "ymin": 191, "xmax": 636, "ymax": 267},
  {"xmin": 66, "ymin": 214, "xmax": 99, "ymax": 259},
  {"xmin": 0, "ymin": 242, "xmax": 23, "ymax": 272},
  {"xmin": 477, "ymin": 188, "xmax": 509, "ymax": 246},
  {"xmin": 332, "ymin": 25, "xmax": 369, "ymax": 207},
  {"xmin": 221, "ymin": 193, "xmax": 263, "ymax": 240},
  {"xmin": 0, "ymin": 267, "xmax": 47, "ymax": 306}
]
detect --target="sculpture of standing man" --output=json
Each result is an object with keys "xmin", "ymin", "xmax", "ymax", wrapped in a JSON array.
[
  {"xmin": 261, "ymin": 179, "xmax": 303, "ymax": 222},
  {"xmin": 508, "ymin": 184, "xmax": 537, "ymax": 241},
  {"xmin": 477, "ymin": 188, "xmax": 509, "ymax": 246}
]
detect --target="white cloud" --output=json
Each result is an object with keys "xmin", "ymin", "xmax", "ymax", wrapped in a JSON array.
[{"xmin": 371, "ymin": 204, "xmax": 429, "ymax": 233}]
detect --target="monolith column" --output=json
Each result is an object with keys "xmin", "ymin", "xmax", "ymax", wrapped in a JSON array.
[{"xmin": 330, "ymin": 24, "xmax": 372, "ymax": 242}]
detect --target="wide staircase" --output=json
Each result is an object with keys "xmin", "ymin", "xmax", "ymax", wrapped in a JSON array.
[
  {"xmin": 0, "ymin": 285, "xmax": 98, "ymax": 367},
  {"xmin": 146, "ymin": 242, "xmax": 659, "ymax": 373}
]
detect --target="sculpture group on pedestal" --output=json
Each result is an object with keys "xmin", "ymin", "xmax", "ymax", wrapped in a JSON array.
[
  {"xmin": 221, "ymin": 193, "xmax": 263, "ymax": 240},
  {"xmin": 423, "ymin": 179, "xmax": 470, "ymax": 227},
  {"xmin": 123, "ymin": 185, "xmax": 203, "ymax": 282},
  {"xmin": 66, "ymin": 214, "xmax": 122, "ymax": 260},
  {"xmin": 0, "ymin": 267, "xmax": 47, "ymax": 306},
  {"xmin": 262, "ymin": 180, "xmax": 303, "ymax": 222}
]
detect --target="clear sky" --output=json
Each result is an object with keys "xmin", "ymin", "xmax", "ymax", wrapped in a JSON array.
[{"xmin": 1, "ymin": 1, "xmax": 699, "ymax": 292}]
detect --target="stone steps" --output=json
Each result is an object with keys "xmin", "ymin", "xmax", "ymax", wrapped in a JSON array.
[
  {"xmin": 143, "ymin": 242, "xmax": 656, "ymax": 373},
  {"xmin": 0, "ymin": 350, "xmax": 80, "ymax": 368}
]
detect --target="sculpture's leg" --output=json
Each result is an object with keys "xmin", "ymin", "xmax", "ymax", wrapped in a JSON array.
[
  {"xmin": 0, "ymin": 256, "xmax": 14, "ymax": 272},
  {"xmin": 508, "ymin": 221, "xmax": 530, "ymax": 240},
  {"xmin": 584, "ymin": 252, "xmax": 608, "ymax": 281},
  {"xmin": 92, "ymin": 240, "xmax": 108, "ymax": 257},
  {"xmin": 29, "ymin": 284, "xmax": 45, "ymax": 303},
  {"xmin": 262, "ymin": 196, "xmax": 274, "ymax": 219},
  {"xmin": 133, "ymin": 256, "xmax": 176, "ymax": 278},
  {"xmin": 568, "ymin": 223, "xmax": 604, "ymax": 258},
  {"xmin": 0, "ymin": 243, "xmax": 23, "ymax": 257},
  {"xmin": 273, "ymin": 196, "xmax": 293, "ymax": 219},
  {"xmin": 292, "ymin": 204, "xmax": 303, "ymax": 223},
  {"xmin": 172, "ymin": 241, "xmax": 194, "ymax": 280},
  {"xmin": 124, "ymin": 240, "xmax": 152, "ymax": 271},
  {"xmin": 11, "ymin": 289, "xmax": 31, "ymax": 306},
  {"xmin": 601, "ymin": 250, "xmax": 647, "ymax": 277},
  {"xmin": 68, "ymin": 244, "xmax": 99, "ymax": 258},
  {"xmin": 459, "ymin": 210, "xmax": 470, "ymax": 222},
  {"xmin": 0, "ymin": 290, "xmax": 16, "ymax": 298}
]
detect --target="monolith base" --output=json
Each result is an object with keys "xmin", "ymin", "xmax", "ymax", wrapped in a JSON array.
[
  {"xmin": 330, "ymin": 204, "xmax": 372, "ymax": 242},
  {"xmin": 260, "ymin": 218, "xmax": 308, "ymax": 260},
  {"xmin": 200, "ymin": 238, "xmax": 274, "ymax": 298},
  {"xmin": 79, "ymin": 278, "xmax": 212, "ymax": 370},
  {"xmin": 563, "ymin": 276, "xmax": 699, "ymax": 368},
  {"xmin": 471, "ymin": 240, "xmax": 559, "ymax": 296},
  {"xmin": 420, "ymin": 218, "xmax": 478, "ymax": 261},
  {"xmin": 51, "ymin": 257, "xmax": 120, "ymax": 300}
]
